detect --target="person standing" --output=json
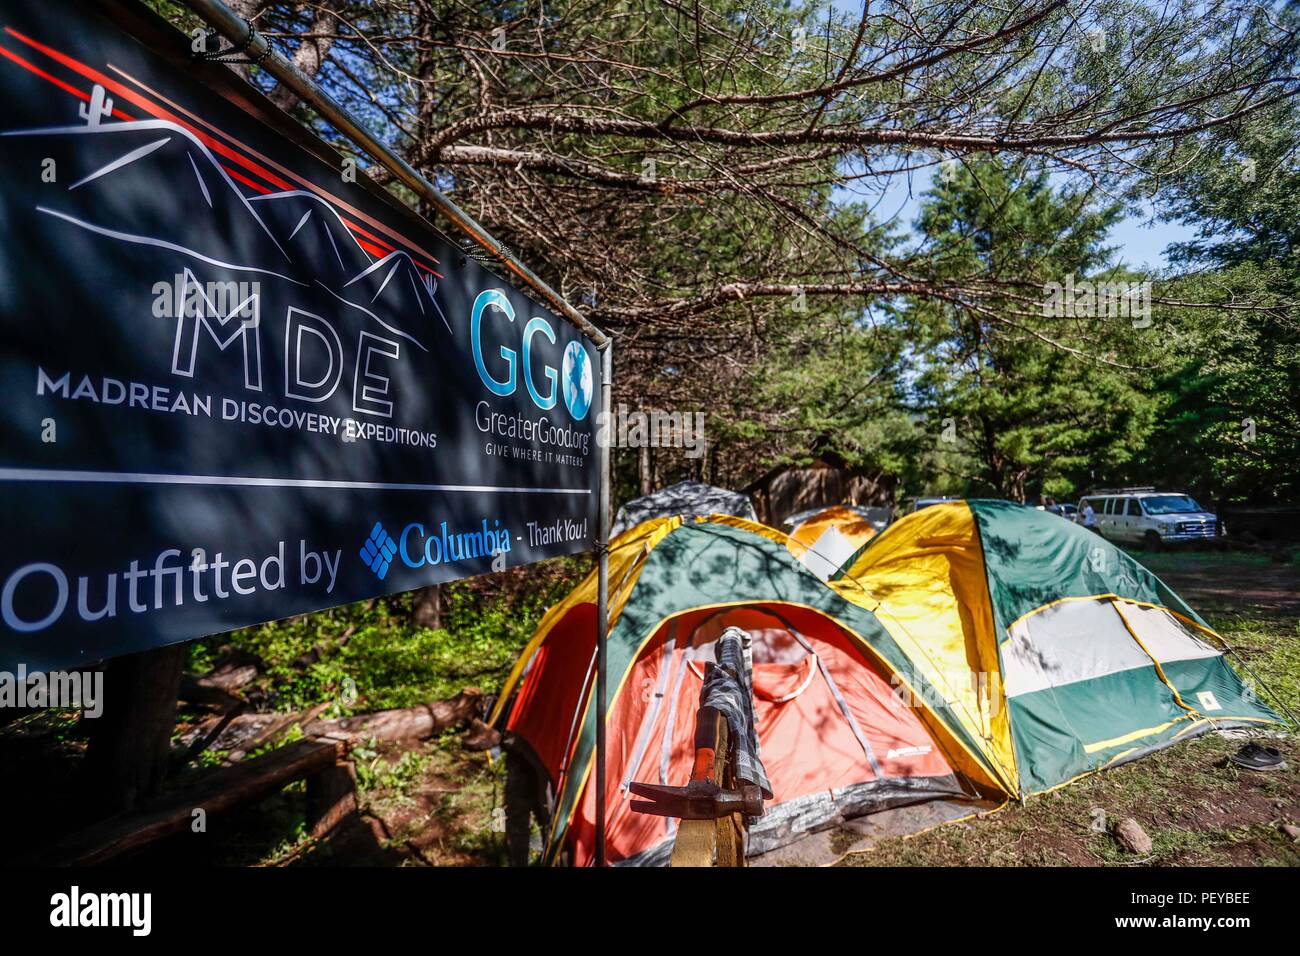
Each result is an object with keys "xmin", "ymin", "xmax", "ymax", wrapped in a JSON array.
[{"xmin": 1081, "ymin": 500, "xmax": 1098, "ymax": 532}]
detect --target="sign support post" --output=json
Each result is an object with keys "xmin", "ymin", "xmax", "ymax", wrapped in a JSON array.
[
  {"xmin": 172, "ymin": 0, "xmax": 615, "ymax": 865},
  {"xmin": 594, "ymin": 340, "xmax": 613, "ymax": 867}
]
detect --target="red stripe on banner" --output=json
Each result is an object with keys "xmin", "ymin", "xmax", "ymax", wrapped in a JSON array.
[
  {"xmin": 4, "ymin": 26, "xmax": 292, "ymax": 193},
  {"xmin": 222, "ymin": 164, "xmax": 273, "ymax": 194},
  {"xmin": 355, "ymin": 238, "xmax": 391, "ymax": 260},
  {"xmin": 0, "ymin": 42, "xmax": 134, "ymax": 120},
  {"xmin": 342, "ymin": 219, "xmax": 397, "ymax": 256},
  {"xmin": 346, "ymin": 230, "xmax": 444, "ymax": 279}
]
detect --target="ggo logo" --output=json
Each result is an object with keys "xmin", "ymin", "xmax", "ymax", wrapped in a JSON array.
[{"xmin": 471, "ymin": 289, "xmax": 592, "ymax": 420}]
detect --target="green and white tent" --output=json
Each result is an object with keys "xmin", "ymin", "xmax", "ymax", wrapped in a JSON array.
[{"xmin": 833, "ymin": 499, "xmax": 1282, "ymax": 796}]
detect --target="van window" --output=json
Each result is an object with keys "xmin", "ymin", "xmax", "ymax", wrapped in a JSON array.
[
  {"xmin": 1103, "ymin": 498, "xmax": 1116, "ymax": 514},
  {"xmin": 1141, "ymin": 495, "xmax": 1205, "ymax": 515},
  {"xmin": 1125, "ymin": 499, "xmax": 1138, "ymax": 516}
]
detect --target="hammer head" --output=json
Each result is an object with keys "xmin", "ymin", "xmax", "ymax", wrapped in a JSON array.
[{"xmin": 628, "ymin": 781, "xmax": 764, "ymax": 820}]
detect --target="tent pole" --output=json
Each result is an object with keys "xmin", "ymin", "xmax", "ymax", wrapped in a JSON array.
[
  {"xmin": 594, "ymin": 340, "xmax": 614, "ymax": 867},
  {"xmin": 175, "ymin": 0, "xmax": 607, "ymax": 349}
]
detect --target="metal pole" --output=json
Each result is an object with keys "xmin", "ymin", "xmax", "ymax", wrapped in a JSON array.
[
  {"xmin": 593, "ymin": 340, "xmax": 613, "ymax": 867},
  {"xmin": 176, "ymin": 0, "xmax": 608, "ymax": 348}
]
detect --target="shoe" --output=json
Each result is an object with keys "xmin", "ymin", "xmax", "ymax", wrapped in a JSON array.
[{"xmin": 1228, "ymin": 743, "xmax": 1286, "ymax": 772}]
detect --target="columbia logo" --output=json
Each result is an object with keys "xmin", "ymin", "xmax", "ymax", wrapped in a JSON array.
[
  {"xmin": 886, "ymin": 745, "xmax": 932, "ymax": 760},
  {"xmin": 360, "ymin": 522, "xmax": 397, "ymax": 579}
]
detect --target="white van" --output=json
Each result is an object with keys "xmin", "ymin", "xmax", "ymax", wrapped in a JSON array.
[{"xmin": 1076, "ymin": 489, "xmax": 1223, "ymax": 550}]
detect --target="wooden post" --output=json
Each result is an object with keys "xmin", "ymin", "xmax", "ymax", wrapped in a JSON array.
[
  {"xmin": 411, "ymin": 583, "xmax": 442, "ymax": 630},
  {"xmin": 83, "ymin": 644, "xmax": 187, "ymax": 814},
  {"xmin": 639, "ymin": 444, "xmax": 652, "ymax": 495},
  {"xmin": 306, "ymin": 739, "xmax": 359, "ymax": 839},
  {"xmin": 670, "ymin": 712, "xmax": 746, "ymax": 867}
]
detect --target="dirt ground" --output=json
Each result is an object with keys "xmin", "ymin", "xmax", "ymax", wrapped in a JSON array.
[{"xmin": 1141, "ymin": 550, "xmax": 1300, "ymax": 620}]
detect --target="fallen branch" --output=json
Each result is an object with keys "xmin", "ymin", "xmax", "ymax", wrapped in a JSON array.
[
  {"xmin": 43, "ymin": 736, "xmax": 353, "ymax": 866},
  {"xmin": 178, "ymin": 675, "xmax": 245, "ymax": 714},
  {"xmin": 176, "ymin": 690, "xmax": 485, "ymax": 758},
  {"xmin": 303, "ymin": 690, "xmax": 484, "ymax": 743},
  {"xmin": 201, "ymin": 661, "xmax": 259, "ymax": 693},
  {"xmin": 176, "ymin": 702, "xmax": 331, "ymax": 762}
]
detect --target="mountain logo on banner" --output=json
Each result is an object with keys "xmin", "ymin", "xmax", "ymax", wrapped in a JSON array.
[{"xmin": 1, "ymin": 104, "xmax": 449, "ymax": 350}]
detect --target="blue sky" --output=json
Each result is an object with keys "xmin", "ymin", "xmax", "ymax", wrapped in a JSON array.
[
  {"xmin": 862, "ymin": 165, "xmax": 1197, "ymax": 272},
  {"xmin": 1107, "ymin": 213, "xmax": 1196, "ymax": 272}
]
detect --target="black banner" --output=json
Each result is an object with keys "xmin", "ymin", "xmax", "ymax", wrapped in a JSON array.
[{"xmin": 0, "ymin": 1, "xmax": 600, "ymax": 672}]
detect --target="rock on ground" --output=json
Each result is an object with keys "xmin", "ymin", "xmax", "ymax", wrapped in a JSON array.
[{"xmin": 1113, "ymin": 817, "xmax": 1153, "ymax": 855}]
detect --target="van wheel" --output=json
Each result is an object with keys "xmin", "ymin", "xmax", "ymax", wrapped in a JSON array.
[{"xmin": 1143, "ymin": 531, "xmax": 1163, "ymax": 553}]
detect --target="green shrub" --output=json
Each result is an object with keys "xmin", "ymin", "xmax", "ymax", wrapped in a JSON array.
[{"xmin": 189, "ymin": 555, "xmax": 590, "ymax": 713}]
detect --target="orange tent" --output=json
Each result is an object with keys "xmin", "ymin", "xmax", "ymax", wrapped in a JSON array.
[
  {"xmin": 493, "ymin": 516, "xmax": 990, "ymax": 865},
  {"xmin": 785, "ymin": 505, "xmax": 885, "ymax": 580}
]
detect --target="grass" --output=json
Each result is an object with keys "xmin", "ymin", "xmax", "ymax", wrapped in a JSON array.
[
  {"xmin": 840, "ymin": 730, "xmax": 1300, "ymax": 867},
  {"xmin": 187, "ymin": 555, "xmax": 589, "ymax": 715},
  {"xmin": 1136, "ymin": 549, "xmax": 1275, "ymax": 568},
  {"xmin": 1217, "ymin": 616, "xmax": 1300, "ymax": 720}
]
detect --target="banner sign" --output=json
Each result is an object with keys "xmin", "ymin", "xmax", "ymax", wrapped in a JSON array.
[{"xmin": 0, "ymin": 1, "xmax": 600, "ymax": 671}]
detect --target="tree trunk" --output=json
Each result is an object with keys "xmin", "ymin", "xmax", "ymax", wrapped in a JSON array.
[
  {"xmin": 219, "ymin": 2, "xmax": 336, "ymax": 101},
  {"xmin": 267, "ymin": 5, "xmax": 338, "ymax": 111},
  {"xmin": 309, "ymin": 693, "xmax": 482, "ymax": 743},
  {"xmin": 177, "ymin": 691, "xmax": 486, "ymax": 756},
  {"xmin": 411, "ymin": 584, "xmax": 442, "ymax": 630},
  {"xmin": 639, "ymin": 444, "xmax": 653, "ymax": 495},
  {"xmin": 83, "ymin": 644, "xmax": 187, "ymax": 814},
  {"xmin": 220, "ymin": 1, "xmax": 270, "ymax": 81}
]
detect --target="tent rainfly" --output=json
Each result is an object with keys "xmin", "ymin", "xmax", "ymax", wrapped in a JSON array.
[
  {"xmin": 785, "ymin": 504, "xmax": 887, "ymax": 581},
  {"xmin": 611, "ymin": 480, "xmax": 756, "ymax": 536}
]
